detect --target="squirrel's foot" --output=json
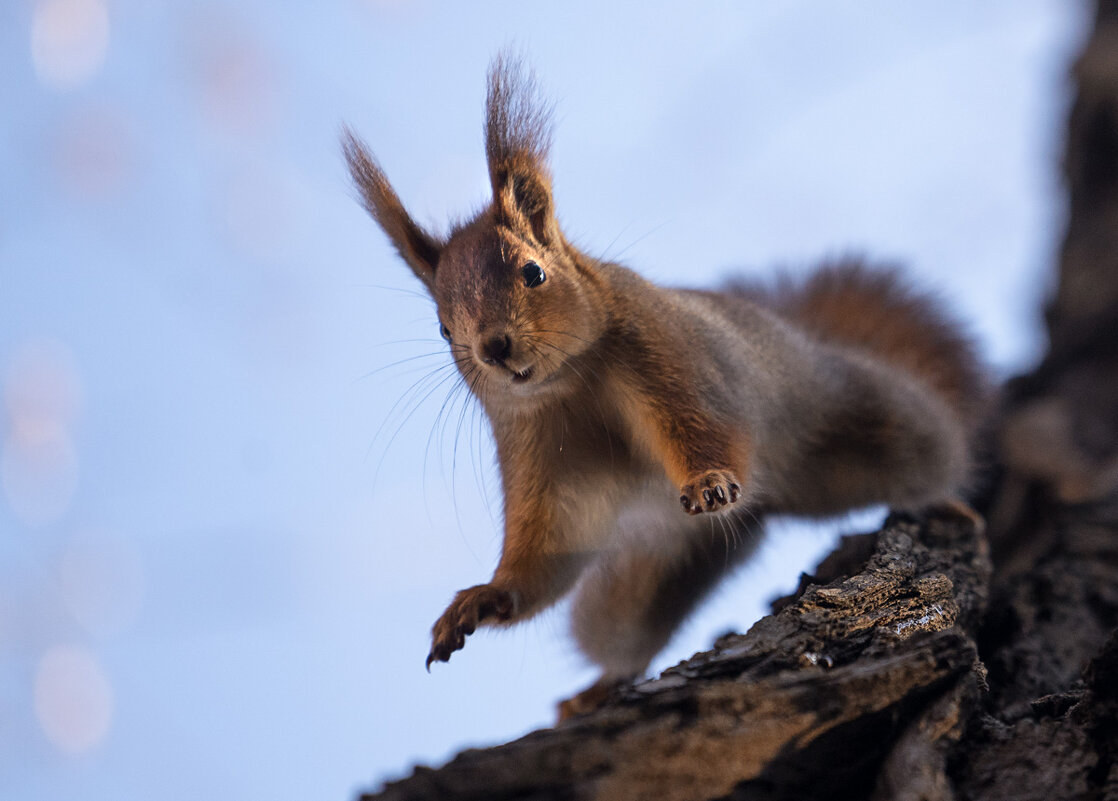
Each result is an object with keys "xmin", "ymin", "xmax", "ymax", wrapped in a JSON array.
[
  {"xmin": 426, "ymin": 584, "xmax": 513, "ymax": 669},
  {"xmin": 680, "ymin": 470, "xmax": 742, "ymax": 515},
  {"xmin": 925, "ymin": 497, "xmax": 986, "ymax": 535},
  {"xmin": 556, "ymin": 676, "xmax": 630, "ymax": 723}
]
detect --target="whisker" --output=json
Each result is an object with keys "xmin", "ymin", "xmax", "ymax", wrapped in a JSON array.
[
  {"xmin": 528, "ymin": 326, "xmax": 646, "ymax": 386},
  {"xmin": 368, "ymin": 362, "xmax": 457, "ymax": 459},
  {"xmin": 353, "ymin": 350, "xmax": 450, "ymax": 383},
  {"xmin": 599, "ymin": 220, "xmax": 671, "ymax": 264},
  {"xmin": 349, "ymin": 282, "xmax": 433, "ymax": 303},
  {"xmin": 453, "ymin": 363, "xmax": 492, "ymax": 526},
  {"xmin": 598, "ymin": 220, "xmax": 637, "ymax": 264},
  {"xmin": 365, "ymin": 337, "xmax": 446, "ymax": 349},
  {"xmin": 370, "ymin": 365, "xmax": 464, "ymax": 492},
  {"xmin": 523, "ymin": 335, "xmax": 617, "ymax": 467}
]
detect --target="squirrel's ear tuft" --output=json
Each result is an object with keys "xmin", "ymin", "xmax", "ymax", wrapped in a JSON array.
[
  {"xmin": 485, "ymin": 53, "xmax": 559, "ymax": 245},
  {"xmin": 342, "ymin": 127, "xmax": 442, "ymax": 289},
  {"xmin": 490, "ymin": 158, "xmax": 558, "ymax": 246}
]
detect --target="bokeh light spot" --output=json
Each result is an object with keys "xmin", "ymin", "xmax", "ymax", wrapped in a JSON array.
[
  {"xmin": 33, "ymin": 644, "xmax": 114, "ymax": 756},
  {"xmin": 187, "ymin": 13, "xmax": 278, "ymax": 135},
  {"xmin": 31, "ymin": 0, "xmax": 110, "ymax": 91},
  {"xmin": 53, "ymin": 105, "xmax": 134, "ymax": 200},
  {"xmin": 2, "ymin": 340, "xmax": 82, "ymax": 528}
]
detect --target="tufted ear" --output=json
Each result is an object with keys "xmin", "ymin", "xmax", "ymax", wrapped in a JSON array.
[
  {"xmin": 342, "ymin": 128, "xmax": 442, "ymax": 289},
  {"xmin": 490, "ymin": 157, "xmax": 558, "ymax": 247},
  {"xmin": 485, "ymin": 54, "xmax": 559, "ymax": 245}
]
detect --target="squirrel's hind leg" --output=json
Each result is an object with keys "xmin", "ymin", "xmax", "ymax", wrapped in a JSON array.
[{"xmin": 558, "ymin": 504, "xmax": 763, "ymax": 721}]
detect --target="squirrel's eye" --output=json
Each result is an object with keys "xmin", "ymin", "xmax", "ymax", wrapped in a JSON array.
[
  {"xmin": 522, "ymin": 261, "xmax": 546, "ymax": 288},
  {"xmin": 439, "ymin": 324, "xmax": 452, "ymax": 342}
]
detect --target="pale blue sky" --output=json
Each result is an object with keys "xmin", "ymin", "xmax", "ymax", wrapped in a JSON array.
[{"xmin": 0, "ymin": 1, "xmax": 1089, "ymax": 799}]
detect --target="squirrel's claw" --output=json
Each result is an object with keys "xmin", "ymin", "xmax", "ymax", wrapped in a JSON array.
[
  {"xmin": 426, "ymin": 584, "xmax": 514, "ymax": 671},
  {"xmin": 680, "ymin": 470, "xmax": 742, "ymax": 515}
]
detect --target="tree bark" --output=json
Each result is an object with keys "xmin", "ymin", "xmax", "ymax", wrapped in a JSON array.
[{"xmin": 361, "ymin": 2, "xmax": 1118, "ymax": 798}]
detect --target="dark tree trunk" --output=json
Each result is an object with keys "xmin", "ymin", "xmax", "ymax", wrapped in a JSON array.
[{"xmin": 361, "ymin": 3, "xmax": 1118, "ymax": 798}]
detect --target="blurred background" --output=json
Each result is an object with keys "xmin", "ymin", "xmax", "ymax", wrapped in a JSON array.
[{"xmin": 0, "ymin": 1, "xmax": 1091, "ymax": 798}]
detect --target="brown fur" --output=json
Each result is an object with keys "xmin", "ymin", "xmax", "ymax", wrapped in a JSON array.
[
  {"xmin": 343, "ymin": 54, "xmax": 989, "ymax": 716},
  {"xmin": 726, "ymin": 262, "xmax": 988, "ymax": 433}
]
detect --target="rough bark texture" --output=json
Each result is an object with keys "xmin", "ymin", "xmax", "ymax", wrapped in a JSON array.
[
  {"xmin": 361, "ymin": 3, "xmax": 1118, "ymax": 798},
  {"xmin": 369, "ymin": 515, "xmax": 987, "ymax": 801}
]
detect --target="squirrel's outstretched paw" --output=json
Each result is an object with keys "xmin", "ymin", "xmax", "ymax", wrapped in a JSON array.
[
  {"xmin": 426, "ymin": 584, "xmax": 513, "ymax": 670},
  {"xmin": 679, "ymin": 470, "xmax": 742, "ymax": 515}
]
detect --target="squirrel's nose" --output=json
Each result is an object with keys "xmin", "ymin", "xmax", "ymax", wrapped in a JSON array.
[{"xmin": 479, "ymin": 333, "xmax": 511, "ymax": 365}]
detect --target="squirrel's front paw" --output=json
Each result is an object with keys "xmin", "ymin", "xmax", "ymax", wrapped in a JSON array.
[
  {"xmin": 426, "ymin": 584, "xmax": 513, "ymax": 669},
  {"xmin": 680, "ymin": 470, "xmax": 741, "ymax": 515}
]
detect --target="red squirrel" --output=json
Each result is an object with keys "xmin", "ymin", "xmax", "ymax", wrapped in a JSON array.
[{"xmin": 343, "ymin": 55, "xmax": 987, "ymax": 719}]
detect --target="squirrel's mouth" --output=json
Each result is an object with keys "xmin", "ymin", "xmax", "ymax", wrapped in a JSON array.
[{"xmin": 510, "ymin": 366, "xmax": 534, "ymax": 383}]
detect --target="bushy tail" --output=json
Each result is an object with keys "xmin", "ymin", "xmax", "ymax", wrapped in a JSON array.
[{"xmin": 730, "ymin": 259, "xmax": 989, "ymax": 431}]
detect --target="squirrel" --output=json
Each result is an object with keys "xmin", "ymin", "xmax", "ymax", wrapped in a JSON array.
[{"xmin": 342, "ymin": 54, "xmax": 988, "ymax": 720}]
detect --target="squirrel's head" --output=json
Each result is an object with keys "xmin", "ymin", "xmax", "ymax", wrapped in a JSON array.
[{"xmin": 344, "ymin": 55, "xmax": 607, "ymax": 403}]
